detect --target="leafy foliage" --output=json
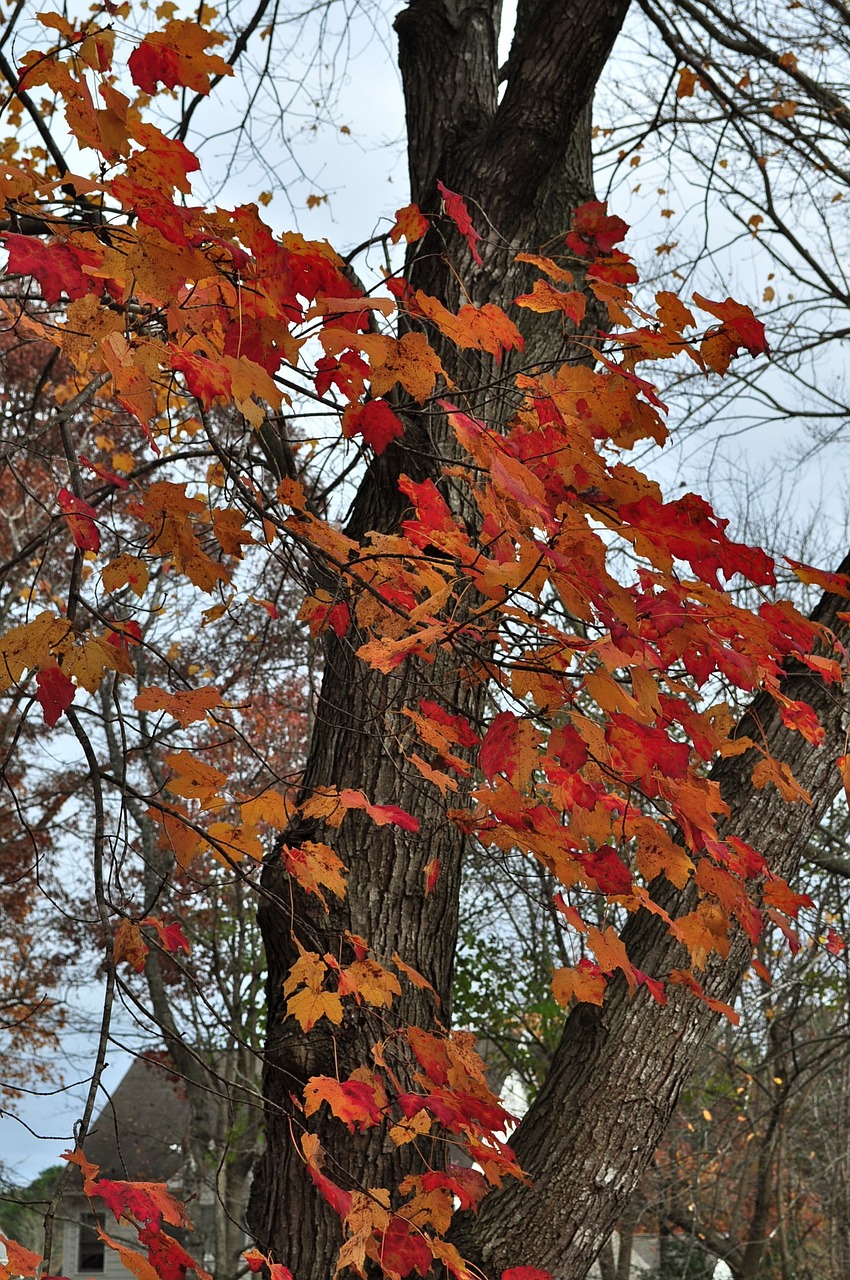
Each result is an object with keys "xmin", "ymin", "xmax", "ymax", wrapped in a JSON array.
[{"xmin": 0, "ymin": 3, "xmax": 845, "ymax": 1279}]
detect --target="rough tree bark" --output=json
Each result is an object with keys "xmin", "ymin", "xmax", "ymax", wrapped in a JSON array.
[{"xmin": 249, "ymin": 2, "xmax": 850, "ymax": 1277}]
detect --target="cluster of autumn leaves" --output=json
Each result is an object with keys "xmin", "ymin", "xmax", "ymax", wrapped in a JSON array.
[{"xmin": 0, "ymin": 5, "xmax": 847, "ymax": 1280}]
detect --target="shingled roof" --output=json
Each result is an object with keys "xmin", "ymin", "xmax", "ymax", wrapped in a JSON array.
[{"xmin": 83, "ymin": 1057, "xmax": 190, "ymax": 1182}]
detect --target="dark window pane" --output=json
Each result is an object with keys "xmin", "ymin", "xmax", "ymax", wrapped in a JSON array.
[{"xmin": 78, "ymin": 1215, "xmax": 104, "ymax": 1273}]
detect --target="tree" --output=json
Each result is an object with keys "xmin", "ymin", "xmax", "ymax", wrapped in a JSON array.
[{"xmin": 0, "ymin": 5, "xmax": 849, "ymax": 1280}]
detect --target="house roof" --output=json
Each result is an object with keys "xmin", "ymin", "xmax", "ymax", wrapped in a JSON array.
[{"xmin": 83, "ymin": 1057, "xmax": 190, "ymax": 1182}]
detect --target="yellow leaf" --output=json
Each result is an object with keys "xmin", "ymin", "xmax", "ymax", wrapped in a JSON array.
[
  {"xmin": 206, "ymin": 821, "xmax": 263, "ymax": 862},
  {"xmin": 0, "ymin": 612, "xmax": 71, "ymax": 690},
  {"xmin": 102, "ymin": 554, "xmax": 150, "ymax": 597},
  {"xmin": 241, "ymin": 790, "xmax": 293, "ymax": 829},
  {"xmin": 340, "ymin": 958, "xmax": 401, "ymax": 1008},
  {"xmin": 64, "ymin": 635, "xmax": 134, "ymax": 692},
  {"xmin": 284, "ymin": 947, "xmax": 344, "ymax": 1031},
  {"xmin": 389, "ymin": 1108, "xmax": 432, "ymax": 1146}
]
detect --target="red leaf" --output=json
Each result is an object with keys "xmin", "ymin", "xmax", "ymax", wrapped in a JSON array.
[
  {"xmin": 78, "ymin": 454, "xmax": 130, "ymax": 489},
  {"xmin": 57, "ymin": 488, "xmax": 100, "ymax": 552},
  {"xmin": 418, "ymin": 700, "xmax": 480, "ymax": 748},
  {"xmin": 693, "ymin": 293, "xmax": 770, "ymax": 357},
  {"xmin": 128, "ymin": 21, "xmax": 232, "ymax": 95},
  {"xmin": 3, "ymin": 233, "xmax": 98, "ymax": 303},
  {"xmin": 147, "ymin": 918, "xmax": 191, "ymax": 954},
  {"xmin": 170, "ymin": 346, "xmax": 232, "ymax": 410},
  {"xmin": 424, "ymin": 858, "xmax": 440, "ymax": 895},
  {"xmin": 35, "ymin": 665, "xmax": 75, "ymax": 727},
  {"xmin": 342, "ymin": 399, "xmax": 404, "ymax": 454},
  {"xmin": 437, "ymin": 181, "xmax": 483, "ymax": 265},
  {"xmin": 579, "ymin": 845, "xmax": 633, "ymax": 895},
  {"xmin": 377, "ymin": 1218, "xmax": 432, "ymax": 1279},
  {"xmin": 338, "ymin": 789, "xmax": 420, "ymax": 832},
  {"xmin": 565, "ymin": 200, "xmax": 629, "ymax": 257},
  {"xmin": 480, "ymin": 711, "xmax": 539, "ymax": 786}
]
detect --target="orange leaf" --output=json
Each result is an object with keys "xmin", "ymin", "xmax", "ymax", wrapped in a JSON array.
[
  {"xmin": 390, "ymin": 203, "xmax": 429, "ymax": 244},
  {"xmin": 304, "ymin": 1073, "xmax": 386, "ymax": 1131},
  {"xmin": 113, "ymin": 919, "xmax": 149, "ymax": 972},
  {"xmin": 587, "ymin": 924, "xmax": 637, "ymax": 994},
  {"xmin": 165, "ymin": 750, "xmax": 228, "ymax": 807},
  {"xmin": 339, "ymin": 958, "xmax": 402, "ymax": 1008},
  {"xmin": 102, "ymin": 554, "xmax": 150, "ymax": 597},
  {"xmin": 0, "ymin": 1234, "xmax": 41, "ymax": 1280},
  {"xmin": 515, "ymin": 279, "xmax": 586, "ymax": 325},
  {"xmin": 552, "ymin": 963, "xmax": 606, "ymax": 1007},
  {"xmin": 135, "ymin": 685, "xmax": 223, "ymax": 727},
  {"xmin": 676, "ymin": 66, "xmax": 698, "ymax": 98}
]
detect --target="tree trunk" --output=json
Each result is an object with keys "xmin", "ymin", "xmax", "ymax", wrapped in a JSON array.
[
  {"xmin": 459, "ymin": 570, "xmax": 850, "ymax": 1278},
  {"xmin": 249, "ymin": 1, "xmax": 850, "ymax": 1276}
]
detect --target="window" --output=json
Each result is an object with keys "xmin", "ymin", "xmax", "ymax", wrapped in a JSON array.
[{"xmin": 77, "ymin": 1214, "xmax": 104, "ymax": 1273}]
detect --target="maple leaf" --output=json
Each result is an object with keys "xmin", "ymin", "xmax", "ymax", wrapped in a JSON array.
[
  {"xmin": 135, "ymin": 685, "xmax": 223, "ymax": 727},
  {"xmin": 552, "ymin": 962, "xmax": 606, "ymax": 1007},
  {"xmin": 0, "ymin": 1234, "xmax": 42, "ymax": 1280},
  {"xmin": 147, "ymin": 805, "xmax": 204, "ymax": 871},
  {"xmin": 515, "ymin": 279, "xmax": 587, "ymax": 325},
  {"xmin": 367, "ymin": 332, "xmax": 445, "ymax": 404},
  {"xmin": 785, "ymin": 557, "xmax": 850, "ymax": 596},
  {"xmin": 284, "ymin": 946, "xmax": 344, "ymax": 1031},
  {"xmin": 414, "ymin": 292, "xmax": 524, "ymax": 362},
  {"xmin": 587, "ymin": 924, "xmax": 637, "ymax": 994},
  {"xmin": 424, "ymin": 858, "xmax": 440, "ymax": 895},
  {"xmin": 566, "ymin": 200, "xmax": 629, "ymax": 257},
  {"xmin": 3, "ymin": 234, "xmax": 98, "ymax": 304},
  {"xmin": 376, "ymin": 1218, "xmax": 433, "ymax": 1280},
  {"xmin": 93, "ymin": 1178, "xmax": 188, "ymax": 1229},
  {"xmin": 283, "ymin": 840, "xmax": 347, "ymax": 903},
  {"xmin": 479, "ymin": 712, "xmax": 540, "ymax": 788},
  {"xmin": 339, "ymin": 957, "xmax": 402, "ymax": 1008},
  {"xmin": 102, "ymin": 554, "xmax": 150, "ymax": 597},
  {"xmin": 35, "ymin": 663, "xmax": 76, "ymax": 726},
  {"xmin": 98, "ymin": 1232, "xmax": 160, "ymax": 1280},
  {"xmin": 131, "ymin": 481, "xmax": 229, "ymax": 593},
  {"xmin": 304, "ymin": 1074, "xmax": 386, "ymax": 1131},
  {"xmin": 693, "ymin": 293, "xmax": 770, "ymax": 357},
  {"xmin": 165, "ymin": 750, "xmax": 228, "ymax": 807},
  {"xmin": 390, "ymin": 203, "xmax": 430, "ymax": 244},
  {"xmin": 170, "ymin": 345, "xmax": 232, "ymax": 410},
  {"xmin": 114, "ymin": 918, "xmax": 149, "ymax": 972},
  {"xmin": 337, "ymin": 788, "xmax": 420, "ymax": 832},
  {"xmin": 128, "ymin": 21, "xmax": 233, "ymax": 94},
  {"xmin": 145, "ymin": 916, "xmax": 192, "ymax": 957},
  {"xmin": 676, "ymin": 66, "xmax": 698, "ymax": 97},
  {"xmin": 342, "ymin": 399, "xmax": 404, "ymax": 454},
  {"xmin": 57, "ymin": 487, "xmax": 100, "ymax": 552},
  {"xmin": 437, "ymin": 180, "xmax": 483, "ymax": 264},
  {"xmin": 0, "ymin": 612, "xmax": 72, "ymax": 692}
]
